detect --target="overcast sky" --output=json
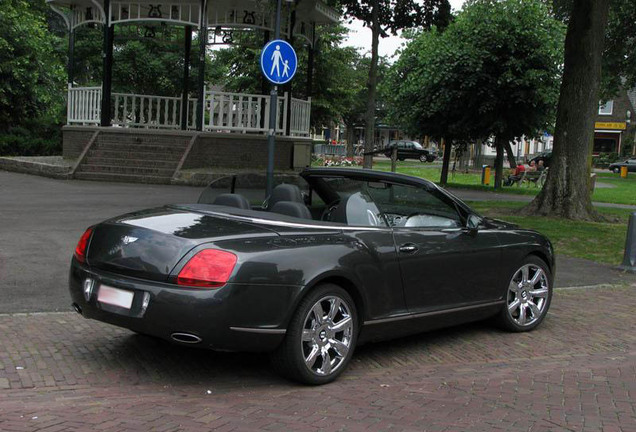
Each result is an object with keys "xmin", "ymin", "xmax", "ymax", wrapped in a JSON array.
[{"xmin": 342, "ymin": 0, "xmax": 466, "ymax": 60}]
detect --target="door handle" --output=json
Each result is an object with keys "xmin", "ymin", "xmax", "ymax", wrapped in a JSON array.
[{"xmin": 399, "ymin": 243, "xmax": 419, "ymax": 254}]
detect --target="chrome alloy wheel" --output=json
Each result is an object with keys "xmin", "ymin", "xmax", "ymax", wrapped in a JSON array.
[
  {"xmin": 301, "ymin": 296, "xmax": 354, "ymax": 376},
  {"xmin": 507, "ymin": 264, "xmax": 549, "ymax": 327}
]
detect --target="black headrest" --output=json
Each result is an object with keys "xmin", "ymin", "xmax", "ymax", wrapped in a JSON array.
[
  {"xmin": 269, "ymin": 201, "xmax": 313, "ymax": 220},
  {"xmin": 268, "ymin": 184, "xmax": 303, "ymax": 209},
  {"xmin": 330, "ymin": 195, "xmax": 350, "ymax": 224},
  {"xmin": 211, "ymin": 193, "xmax": 251, "ymax": 209}
]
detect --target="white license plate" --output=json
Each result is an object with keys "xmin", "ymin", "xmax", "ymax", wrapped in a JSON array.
[{"xmin": 98, "ymin": 285, "xmax": 134, "ymax": 309}]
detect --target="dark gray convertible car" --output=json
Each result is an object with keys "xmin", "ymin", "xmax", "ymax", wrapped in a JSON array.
[{"xmin": 70, "ymin": 168, "xmax": 554, "ymax": 384}]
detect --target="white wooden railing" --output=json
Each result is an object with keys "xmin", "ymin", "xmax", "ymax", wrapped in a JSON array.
[
  {"xmin": 66, "ymin": 86, "xmax": 310, "ymax": 136},
  {"xmin": 203, "ymin": 89, "xmax": 288, "ymax": 134},
  {"xmin": 67, "ymin": 86, "xmax": 102, "ymax": 125},
  {"xmin": 112, "ymin": 93, "xmax": 197, "ymax": 129},
  {"xmin": 290, "ymin": 97, "xmax": 311, "ymax": 136}
]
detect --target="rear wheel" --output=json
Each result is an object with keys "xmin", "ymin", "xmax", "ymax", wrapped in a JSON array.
[
  {"xmin": 496, "ymin": 256, "xmax": 552, "ymax": 332},
  {"xmin": 271, "ymin": 284, "xmax": 358, "ymax": 385}
]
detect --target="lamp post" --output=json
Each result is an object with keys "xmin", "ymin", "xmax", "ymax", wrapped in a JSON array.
[{"xmin": 628, "ymin": 110, "xmax": 635, "ymax": 156}]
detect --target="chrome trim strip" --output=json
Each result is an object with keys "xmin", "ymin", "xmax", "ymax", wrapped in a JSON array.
[
  {"xmin": 230, "ymin": 327, "xmax": 287, "ymax": 335},
  {"xmin": 181, "ymin": 208, "xmax": 389, "ymax": 232},
  {"xmin": 363, "ymin": 300, "xmax": 506, "ymax": 326}
]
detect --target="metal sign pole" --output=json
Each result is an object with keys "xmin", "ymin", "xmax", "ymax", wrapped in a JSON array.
[{"xmin": 266, "ymin": 0, "xmax": 283, "ymax": 199}]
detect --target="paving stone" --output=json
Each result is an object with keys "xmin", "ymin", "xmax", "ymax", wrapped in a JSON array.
[{"xmin": 0, "ymin": 285, "xmax": 635, "ymax": 431}]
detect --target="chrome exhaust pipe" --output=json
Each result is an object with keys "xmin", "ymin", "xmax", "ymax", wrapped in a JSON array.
[
  {"xmin": 72, "ymin": 303, "xmax": 82, "ymax": 315},
  {"xmin": 171, "ymin": 332, "xmax": 202, "ymax": 344}
]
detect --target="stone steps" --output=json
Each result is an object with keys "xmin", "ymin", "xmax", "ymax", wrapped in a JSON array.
[
  {"xmin": 78, "ymin": 164, "xmax": 175, "ymax": 177},
  {"xmin": 73, "ymin": 132, "xmax": 190, "ymax": 183},
  {"xmin": 83, "ymin": 156, "xmax": 179, "ymax": 169},
  {"xmin": 74, "ymin": 171, "xmax": 172, "ymax": 184},
  {"xmin": 87, "ymin": 149, "xmax": 181, "ymax": 161},
  {"xmin": 92, "ymin": 142, "xmax": 188, "ymax": 154}
]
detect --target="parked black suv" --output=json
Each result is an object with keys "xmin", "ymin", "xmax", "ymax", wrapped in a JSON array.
[{"xmin": 384, "ymin": 140, "xmax": 435, "ymax": 162}]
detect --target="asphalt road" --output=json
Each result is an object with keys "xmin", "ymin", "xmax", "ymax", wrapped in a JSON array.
[
  {"xmin": 0, "ymin": 170, "xmax": 632, "ymax": 314},
  {"xmin": 0, "ymin": 171, "xmax": 204, "ymax": 313}
]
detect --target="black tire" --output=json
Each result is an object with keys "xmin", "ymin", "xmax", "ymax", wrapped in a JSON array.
[
  {"xmin": 496, "ymin": 255, "xmax": 552, "ymax": 332},
  {"xmin": 270, "ymin": 284, "xmax": 358, "ymax": 385},
  {"xmin": 419, "ymin": 155, "xmax": 427, "ymax": 163},
  {"xmin": 613, "ymin": 167, "xmax": 620, "ymax": 173}
]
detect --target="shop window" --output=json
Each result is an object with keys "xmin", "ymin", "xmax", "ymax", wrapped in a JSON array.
[{"xmin": 598, "ymin": 100, "xmax": 614, "ymax": 115}]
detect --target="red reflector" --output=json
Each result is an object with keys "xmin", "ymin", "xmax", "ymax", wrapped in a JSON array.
[
  {"xmin": 74, "ymin": 227, "xmax": 93, "ymax": 264},
  {"xmin": 177, "ymin": 249, "xmax": 237, "ymax": 288}
]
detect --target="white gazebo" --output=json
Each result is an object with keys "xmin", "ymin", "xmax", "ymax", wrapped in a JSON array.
[
  {"xmin": 46, "ymin": 0, "xmax": 338, "ymax": 182},
  {"xmin": 48, "ymin": 0, "xmax": 337, "ymax": 135}
]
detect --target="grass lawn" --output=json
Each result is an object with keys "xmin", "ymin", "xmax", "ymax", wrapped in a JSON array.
[
  {"xmin": 468, "ymin": 200, "xmax": 631, "ymax": 265},
  {"xmin": 369, "ymin": 160, "xmax": 636, "ymax": 205}
]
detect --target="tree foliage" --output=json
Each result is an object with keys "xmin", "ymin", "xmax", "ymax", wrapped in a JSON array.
[
  {"xmin": 208, "ymin": 26, "xmax": 369, "ymax": 129},
  {"xmin": 385, "ymin": 0, "xmax": 565, "ymax": 184},
  {"xmin": 0, "ymin": 0, "xmax": 65, "ymax": 133},
  {"xmin": 338, "ymin": 0, "xmax": 451, "ymax": 167}
]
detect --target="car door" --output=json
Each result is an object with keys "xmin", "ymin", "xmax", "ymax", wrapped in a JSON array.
[{"xmin": 368, "ymin": 183, "xmax": 503, "ymax": 314}]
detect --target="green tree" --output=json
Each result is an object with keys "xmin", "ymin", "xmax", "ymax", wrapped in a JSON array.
[
  {"xmin": 207, "ymin": 26, "xmax": 368, "ymax": 131},
  {"xmin": 385, "ymin": 0, "xmax": 565, "ymax": 186},
  {"xmin": 526, "ymin": 0, "xmax": 611, "ymax": 220},
  {"xmin": 0, "ymin": 0, "xmax": 65, "ymax": 133},
  {"xmin": 339, "ymin": 0, "xmax": 452, "ymax": 168}
]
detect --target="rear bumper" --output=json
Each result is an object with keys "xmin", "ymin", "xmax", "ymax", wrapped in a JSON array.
[{"xmin": 69, "ymin": 260, "xmax": 300, "ymax": 352}]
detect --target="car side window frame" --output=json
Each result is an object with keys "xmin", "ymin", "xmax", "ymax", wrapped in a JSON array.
[{"xmin": 366, "ymin": 182, "xmax": 467, "ymax": 230}]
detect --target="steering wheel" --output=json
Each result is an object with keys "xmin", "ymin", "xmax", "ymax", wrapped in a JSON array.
[{"xmin": 321, "ymin": 200, "xmax": 340, "ymax": 221}]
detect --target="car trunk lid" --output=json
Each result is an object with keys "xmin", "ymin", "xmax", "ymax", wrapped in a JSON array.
[{"xmin": 87, "ymin": 207, "xmax": 277, "ymax": 281}]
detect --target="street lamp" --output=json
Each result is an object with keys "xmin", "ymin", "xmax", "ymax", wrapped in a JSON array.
[{"xmin": 628, "ymin": 110, "xmax": 635, "ymax": 156}]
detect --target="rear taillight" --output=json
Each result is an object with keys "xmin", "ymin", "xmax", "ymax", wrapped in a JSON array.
[
  {"xmin": 177, "ymin": 249, "xmax": 237, "ymax": 288},
  {"xmin": 74, "ymin": 227, "xmax": 93, "ymax": 264}
]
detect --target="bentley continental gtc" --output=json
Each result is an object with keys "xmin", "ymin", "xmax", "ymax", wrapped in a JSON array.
[{"xmin": 69, "ymin": 168, "xmax": 554, "ymax": 384}]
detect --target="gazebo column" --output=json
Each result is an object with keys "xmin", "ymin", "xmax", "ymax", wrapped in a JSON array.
[
  {"xmin": 100, "ymin": 0, "xmax": 114, "ymax": 127},
  {"xmin": 196, "ymin": 0, "xmax": 208, "ymax": 131},
  {"xmin": 181, "ymin": 26, "xmax": 193, "ymax": 130},
  {"xmin": 284, "ymin": 10, "xmax": 296, "ymax": 136},
  {"xmin": 261, "ymin": 30, "xmax": 270, "ymax": 129},
  {"xmin": 306, "ymin": 25, "xmax": 315, "ymax": 99},
  {"xmin": 68, "ymin": 28, "xmax": 75, "ymax": 85}
]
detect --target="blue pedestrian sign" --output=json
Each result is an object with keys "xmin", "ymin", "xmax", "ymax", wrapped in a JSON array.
[{"xmin": 260, "ymin": 39, "xmax": 297, "ymax": 85}]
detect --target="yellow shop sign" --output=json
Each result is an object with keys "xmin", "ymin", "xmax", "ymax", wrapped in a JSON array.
[{"xmin": 595, "ymin": 122, "xmax": 627, "ymax": 130}]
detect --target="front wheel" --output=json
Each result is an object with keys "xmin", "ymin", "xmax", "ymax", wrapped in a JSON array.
[
  {"xmin": 613, "ymin": 167, "xmax": 620, "ymax": 173},
  {"xmin": 419, "ymin": 155, "xmax": 427, "ymax": 163},
  {"xmin": 496, "ymin": 256, "xmax": 552, "ymax": 332},
  {"xmin": 271, "ymin": 284, "xmax": 358, "ymax": 385}
]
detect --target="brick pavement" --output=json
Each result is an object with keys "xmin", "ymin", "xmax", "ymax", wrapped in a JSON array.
[{"xmin": 0, "ymin": 285, "xmax": 635, "ymax": 431}]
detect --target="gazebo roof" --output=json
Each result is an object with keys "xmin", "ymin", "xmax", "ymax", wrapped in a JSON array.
[{"xmin": 47, "ymin": 0, "xmax": 339, "ymax": 32}]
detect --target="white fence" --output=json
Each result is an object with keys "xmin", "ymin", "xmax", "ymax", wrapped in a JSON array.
[
  {"xmin": 66, "ymin": 86, "xmax": 310, "ymax": 136},
  {"xmin": 112, "ymin": 93, "xmax": 197, "ymax": 129},
  {"xmin": 290, "ymin": 97, "xmax": 311, "ymax": 137},
  {"xmin": 67, "ymin": 86, "xmax": 102, "ymax": 125},
  {"xmin": 203, "ymin": 90, "xmax": 289, "ymax": 134}
]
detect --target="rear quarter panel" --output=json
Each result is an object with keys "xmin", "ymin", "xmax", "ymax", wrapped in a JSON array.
[{"xmin": 189, "ymin": 229, "xmax": 406, "ymax": 328}]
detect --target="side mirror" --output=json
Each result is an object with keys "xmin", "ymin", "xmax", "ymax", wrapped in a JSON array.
[{"xmin": 467, "ymin": 214, "xmax": 482, "ymax": 230}]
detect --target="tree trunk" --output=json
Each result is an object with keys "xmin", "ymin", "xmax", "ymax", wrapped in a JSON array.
[
  {"xmin": 440, "ymin": 138, "xmax": 451, "ymax": 185},
  {"xmin": 494, "ymin": 136, "xmax": 504, "ymax": 189},
  {"xmin": 363, "ymin": 0, "xmax": 380, "ymax": 169},
  {"xmin": 473, "ymin": 139, "xmax": 483, "ymax": 168},
  {"xmin": 504, "ymin": 141, "xmax": 517, "ymax": 168},
  {"xmin": 345, "ymin": 122, "xmax": 355, "ymax": 158},
  {"xmin": 525, "ymin": 0, "xmax": 610, "ymax": 220}
]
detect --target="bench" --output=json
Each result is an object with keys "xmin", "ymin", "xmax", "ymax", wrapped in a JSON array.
[{"xmin": 518, "ymin": 169, "xmax": 547, "ymax": 187}]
